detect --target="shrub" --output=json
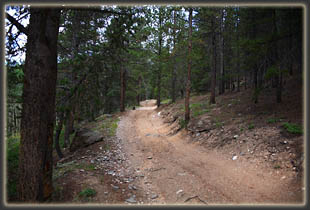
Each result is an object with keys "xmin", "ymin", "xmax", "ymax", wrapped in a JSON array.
[
  {"xmin": 7, "ymin": 134, "xmax": 20, "ymax": 200},
  {"xmin": 161, "ymin": 99, "xmax": 172, "ymax": 105},
  {"xmin": 283, "ymin": 122, "xmax": 303, "ymax": 134},
  {"xmin": 267, "ymin": 118, "xmax": 282, "ymax": 124},
  {"xmin": 192, "ymin": 109, "xmax": 209, "ymax": 117},
  {"xmin": 78, "ymin": 188, "xmax": 96, "ymax": 201},
  {"xmin": 179, "ymin": 119, "xmax": 187, "ymax": 129},
  {"xmin": 248, "ymin": 123, "xmax": 254, "ymax": 130}
]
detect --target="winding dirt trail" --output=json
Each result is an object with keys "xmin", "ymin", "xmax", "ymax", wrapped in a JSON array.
[{"xmin": 116, "ymin": 100, "xmax": 303, "ymax": 205}]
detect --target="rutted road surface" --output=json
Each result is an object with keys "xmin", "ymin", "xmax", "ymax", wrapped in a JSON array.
[{"xmin": 116, "ymin": 100, "xmax": 303, "ymax": 205}]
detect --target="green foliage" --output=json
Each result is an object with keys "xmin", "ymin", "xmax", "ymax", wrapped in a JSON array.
[
  {"xmin": 100, "ymin": 116, "xmax": 120, "ymax": 137},
  {"xmin": 7, "ymin": 63, "xmax": 24, "ymax": 101},
  {"xmin": 78, "ymin": 188, "xmax": 97, "ymax": 201},
  {"xmin": 252, "ymin": 88, "xmax": 262, "ymax": 102},
  {"xmin": 282, "ymin": 122, "xmax": 303, "ymax": 134},
  {"xmin": 248, "ymin": 123, "xmax": 254, "ymax": 130},
  {"xmin": 265, "ymin": 65, "xmax": 279, "ymax": 80},
  {"xmin": 215, "ymin": 121, "xmax": 223, "ymax": 128},
  {"xmin": 267, "ymin": 118, "xmax": 281, "ymax": 123},
  {"xmin": 179, "ymin": 118, "xmax": 187, "ymax": 129},
  {"xmin": 186, "ymin": 102, "xmax": 210, "ymax": 118},
  {"xmin": 161, "ymin": 99, "xmax": 172, "ymax": 105},
  {"xmin": 7, "ymin": 134, "xmax": 20, "ymax": 200},
  {"xmin": 193, "ymin": 109, "xmax": 210, "ymax": 117},
  {"xmin": 76, "ymin": 163, "xmax": 96, "ymax": 171}
]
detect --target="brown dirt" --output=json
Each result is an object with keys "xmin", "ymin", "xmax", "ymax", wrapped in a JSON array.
[
  {"xmin": 51, "ymin": 76, "xmax": 304, "ymax": 205},
  {"xmin": 117, "ymin": 104, "xmax": 304, "ymax": 205}
]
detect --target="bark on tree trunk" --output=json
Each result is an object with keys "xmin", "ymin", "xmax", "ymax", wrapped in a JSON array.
[
  {"xmin": 185, "ymin": 8, "xmax": 193, "ymax": 124},
  {"xmin": 244, "ymin": 70, "xmax": 247, "ymax": 90},
  {"xmin": 120, "ymin": 65, "xmax": 126, "ymax": 112},
  {"xmin": 54, "ymin": 112, "xmax": 64, "ymax": 159},
  {"xmin": 137, "ymin": 75, "xmax": 142, "ymax": 105},
  {"xmin": 236, "ymin": 12, "xmax": 240, "ymax": 92},
  {"xmin": 210, "ymin": 14, "xmax": 217, "ymax": 104},
  {"xmin": 171, "ymin": 10, "xmax": 177, "ymax": 103},
  {"xmin": 219, "ymin": 9, "xmax": 225, "ymax": 95},
  {"xmin": 156, "ymin": 66, "xmax": 161, "ymax": 107},
  {"xmin": 157, "ymin": 10, "xmax": 163, "ymax": 107},
  {"xmin": 251, "ymin": 9, "xmax": 258, "ymax": 104},
  {"xmin": 64, "ymin": 106, "xmax": 74, "ymax": 148},
  {"xmin": 272, "ymin": 9, "xmax": 282, "ymax": 103},
  {"xmin": 18, "ymin": 8, "xmax": 60, "ymax": 202}
]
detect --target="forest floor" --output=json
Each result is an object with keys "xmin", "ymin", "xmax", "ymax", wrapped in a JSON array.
[{"xmin": 51, "ymin": 77, "xmax": 305, "ymax": 205}]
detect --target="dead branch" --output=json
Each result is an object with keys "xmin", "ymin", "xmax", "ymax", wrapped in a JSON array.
[
  {"xmin": 6, "ymin": 12, "xmax": 29, "ymax": 35},
  {"xmin": 184, "ymin": 195, "xmax": 208, "ymax": 204}
]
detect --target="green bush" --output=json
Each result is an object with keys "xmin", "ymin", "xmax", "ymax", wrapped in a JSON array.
[
  {"xmin": 267, "ymin": 118, "xmax": 278, "ymax": 123},
  {"xmin": 248, "ymin": 123, "xmax": 254, "ymax": 130},
  {"xmin": 189, "ymin": 102, "xmax": 210, "ymax": 117},
  {"xmin": 179, "ymin": 119, "xmax": 187, "ymax": 129},
  {"xmin": 283, "ymin": 122, "xmax": 303, "ymax": 134},
  {"xmin": 215, "ymin": 121, "xmax": 223, "ymax": 128},
  {"xmin": 78, "ymin": 188, "xmax": 96, "ymax": 201},
  {"xmin": 76, "ymin": 163, "xmax": 96, "ymax": 171},
  {"xmin": 101, "ymin": 117, "xmax": 119, "ymax": 137},
  {"xmin": 161, "ymin": 99, "xmax": 172, "ymax": 105},
  {"xmin": 7, "ymin": 134, "xmax": 20, "ymax": 200},
  {"xmin": 192, "ymin": 109, "xmax": 209, "ymax": 117}
]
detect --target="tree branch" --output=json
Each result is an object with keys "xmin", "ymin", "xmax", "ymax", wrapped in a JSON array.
[
  {"xmin": 64, "ymin": 7, "xmax": 128, "ymax": 16},
  {"xmin": 6, "ymin": 12, "xmax": 28, "ymax": 36}
]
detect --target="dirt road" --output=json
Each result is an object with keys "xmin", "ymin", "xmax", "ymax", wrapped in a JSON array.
[{"xmin": 116, "ymin": 100, "xmax": 304, "ymax": 205}]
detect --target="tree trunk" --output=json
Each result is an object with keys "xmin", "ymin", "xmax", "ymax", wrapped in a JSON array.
[
  {"xmin": 156, "ymin": 10, "xmax": 163, "ymax": 107},
  {"xmin": 251, "ymin": 9, "xmax": 258, "ymax": 104},
  {"xmin": 244, "ymin": 70, "xmax": 247, "ymax": 90},
  {"xmin": 219, "ymin": 9, "xmax": 225, "ymax": 95},
  {"xmin": 63, "ymin": 107, "xmax": 74, "ymax": 148},
  {"xmin": 171, "ymin": 10, "xmax": 177, "ymax": 103},
  {"xmin": 185, "ymin": 8, "xmax": 193, "ymax": 124},
  {"xmin": 210, "ymin": 13, "xmax": 217, "ymax": 104},
  {"xmin": 156, "ymin": 65, "xmax": 161, "ymax": 107},
  {"xmin": 18, "ymin": 8, "xmax": 60, "ymax": 202},
  {"xmin": 120, "ymin": 65, "xmax": 126, "ymax": 112},
  {"xmin": 54, "ymin": 112, "xmax": 64, "ymax": 159},
  {"xmin": 236, "ymin": 20, "xmax": 240, "ymax": 92},
  {"xmin": 137, "ymin": 75, "xmax": 142, "ymax": 105},
  {"xmin": 288, "ymin": 9, "xmax": 293, "ymax": 76},
  {"xmin": 272, "ymin": 9, "xmax": 281, "ymax": 103}
]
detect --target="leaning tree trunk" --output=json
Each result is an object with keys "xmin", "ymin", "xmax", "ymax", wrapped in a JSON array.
[
  {"xmin": 18, "ymin": 8, "xmax": 60, "ymax": 202},
  {"xmin": 63, "ymin": 106, "xmax": 74, "ymax": 148},
  {"xmin": 54, "ymin": 112, "xmax": 64, "ymax": 159}
]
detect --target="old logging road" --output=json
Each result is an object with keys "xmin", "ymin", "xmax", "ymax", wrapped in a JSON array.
[{"xmin": 116, "ymin": 100, "xmax": 303, "ymax": 205}]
